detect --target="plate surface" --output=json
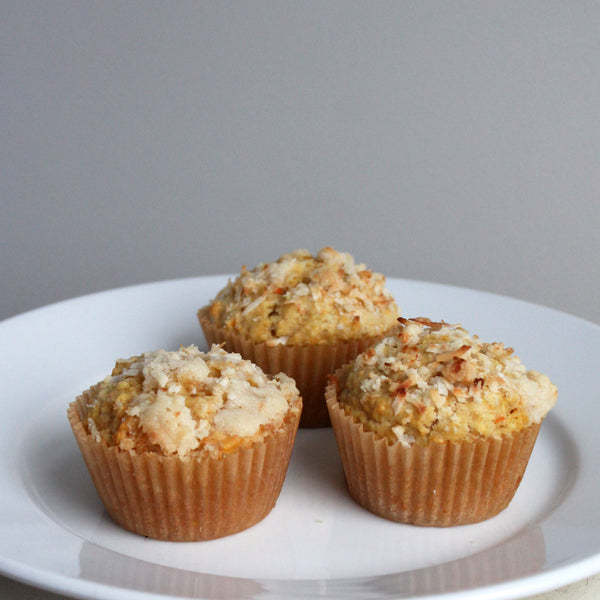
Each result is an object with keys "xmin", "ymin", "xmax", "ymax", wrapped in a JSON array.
[{"xmin": 0, "ymin": 276, "xmax": 599, "ymax": 600}]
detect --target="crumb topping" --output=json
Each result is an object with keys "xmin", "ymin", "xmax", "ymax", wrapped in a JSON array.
[
  {"xmin": 338, "ymin": 317, "xmax": 557, "ymax": 446},
  {"xmin": 204, "ymin": 247, "xmax": 399, "ymax": 344},
  {"xmin": 82, "ymin": 345, "xmax": 301, "ymax": 458}
]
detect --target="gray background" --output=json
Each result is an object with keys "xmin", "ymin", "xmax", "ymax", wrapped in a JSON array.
[
  {"xmin": 1, "ymin": 2, "xmax": 600, "ymax": 599},
  {"xmin": 2, "ymin": 1, "xmax": 599, "ymax": 326}
]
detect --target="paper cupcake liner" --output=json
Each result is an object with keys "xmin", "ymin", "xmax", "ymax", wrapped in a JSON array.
[
  {"xmin": 67, "ymin": 393, "xmax": 300, "ymax": 541},
  {"xmin": 198, "ymin": 307, "xmax": 384, "ymax": 428},
  {"xmin": 325, "ymin": 371, "xmax": 542, "ymax": 526}
]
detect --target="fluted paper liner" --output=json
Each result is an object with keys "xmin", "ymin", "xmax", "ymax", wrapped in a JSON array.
[
  {"xmin": 198, "ymin": 306, "xmax": 385, "ymax": 428},
  {"xmin": 67, "ymin": 394, "xmax": 300, "ymax": 541},
  {"xmin": 325, "ymin": 370, "xmax": 542, "ymax": 526}
]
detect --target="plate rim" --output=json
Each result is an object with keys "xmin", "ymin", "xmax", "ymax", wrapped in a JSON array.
[{"xmin": 2, "ymin": 273, "xmax": 599, "ymax": 331}]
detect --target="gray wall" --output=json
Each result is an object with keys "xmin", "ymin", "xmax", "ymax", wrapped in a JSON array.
[{"xmin": 2, "ymin": 2, "xmax": 599, "ymax": 325}]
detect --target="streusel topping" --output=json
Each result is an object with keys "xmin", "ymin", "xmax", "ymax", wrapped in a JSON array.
[{"xmin": 82, "ymin": 345, "xmax": 301, "ymax": 458}]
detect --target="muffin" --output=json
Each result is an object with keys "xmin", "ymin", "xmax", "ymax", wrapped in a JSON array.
[
  {"xmin": 198, "ymin": 247, "xmax": 399, "ymax": 427},
  {"xmin": 326, "ymin": 317, "xmax": 557, "ymax": 526},
  {"xmin": 67, "ymin": 345, "xmax": 302, "ymax": 541}
]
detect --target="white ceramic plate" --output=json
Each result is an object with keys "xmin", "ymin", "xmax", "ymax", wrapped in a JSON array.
[{"xmin": 0, "ymin": 276, "xmax": 599, "ymax": 600}]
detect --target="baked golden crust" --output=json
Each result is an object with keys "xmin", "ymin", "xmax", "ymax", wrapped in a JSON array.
[
  {"xmin": 337, "ymin": 317, "xmax": 557, "ymax": 445},
  {"xmin": 203, "ymin": 247, "xmax": 399, "ymax": 345},
  {"xmin": 81, "ymin": 345, "xmax": 302, "ymax": 459}
]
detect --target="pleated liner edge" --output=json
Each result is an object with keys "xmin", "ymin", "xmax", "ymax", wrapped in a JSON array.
[
  {"xmin": 67, "ymin": 395, "xmax": 300, "ymax": 541},
  {"xmin": 325, "ymin": 371, "xmax": 541, "ymax": 526},
  {"xmin": 198, "ymin": 306, "xmax": 384, "ymax": 428}
]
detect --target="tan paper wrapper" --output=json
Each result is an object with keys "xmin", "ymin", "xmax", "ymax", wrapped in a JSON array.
[
  {"xmin": 67, "ymin": 395, "xmax": 300, "ymax": 541},
  {"xmin": 198, "ymin": 306, "xmax": 384, "ymax": 428},
  {"xmin": 325, "ymin": 372, "xmax": 542, "ymax": 526}
]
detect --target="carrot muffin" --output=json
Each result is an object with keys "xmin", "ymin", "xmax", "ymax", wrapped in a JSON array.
[
  {"xmin": 198, "ymin": 247, "xmax": 399, "ymax": 427},
  {"xmin": 68, "ymin": 345, "xmax": 302, "ymax": 541},
  {"xmin": 326, "ymin": 317, "xmax": 557, "ymax": 526}
]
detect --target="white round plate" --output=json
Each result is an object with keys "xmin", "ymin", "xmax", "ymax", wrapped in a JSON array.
[{"xmin": 0, "ymin": 276, "xmax": 598, "ymax": 600}]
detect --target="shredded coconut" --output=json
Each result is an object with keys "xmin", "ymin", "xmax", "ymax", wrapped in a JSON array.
[
  {"xmin": 203, "ymin": 247, "xmax": 399, "ymax": 344},
  {"xmin": 339, "ymin": 317, "xmax": 557, "ymax": 445}
]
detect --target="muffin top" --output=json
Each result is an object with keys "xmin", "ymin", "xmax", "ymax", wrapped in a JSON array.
[
  {"xmin": 337, "ymin": 317, "xmax": 557, "ymax": 446},
  {"xmin": 204, "ymin": 247, "xmax": 399, "ymax": 345},
  {"xmin": 81, "ymin": 345, "xmax": 301, "ymax": 459}
]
